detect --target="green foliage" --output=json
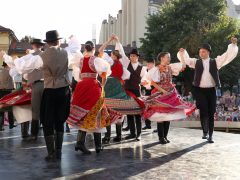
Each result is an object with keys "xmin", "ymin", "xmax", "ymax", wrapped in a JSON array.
[
  {"xmin": 140, "ymin": 0, "xmax": 240, "ymax": 92},
  {"xmin": 205, "ymin": 16, "xmax": 240, "ymax": 90}
]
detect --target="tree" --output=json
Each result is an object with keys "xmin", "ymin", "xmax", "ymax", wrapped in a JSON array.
[
  {"xmin": 205, "ymin": 16, "xmax": 240, "ymax": 93},
  {"xmin": 140, "ymin": 0, "xmax": 240, "ymax": 94},
  {"xmin": 20, "ymin": 35, "xmax": 33, "ymax": 43}
]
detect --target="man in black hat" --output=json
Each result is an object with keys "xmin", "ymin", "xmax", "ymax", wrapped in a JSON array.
[
  {"xmin": 25, "ymin": 38, "xmax": 45, "ymax": 141},
  {"xmin": 6, "ymin": 30, "xmax": 71, "ymax": 161},
  {"xmin": 178, "ymin": 37, "xmax": 238, "ymax": 143},
  {"xmin": 115, "ymin": 37, "xmax": 147, "ymax": 141},
  {"xmin": 39, "ymin": 30, "xmax": 71, "ymax": 161},
  {"xmin": 1, "ymin": 38, "xmax": 45, "ymax": 139}
]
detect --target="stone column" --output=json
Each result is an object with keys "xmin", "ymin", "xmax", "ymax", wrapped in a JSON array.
[
  {"xmin": 121, "ymin": 0, "xmax": 127, "ymax": 45},
  {"xmin": 126, "ymin": 0, "xmax": 132, "ymax": 46}
]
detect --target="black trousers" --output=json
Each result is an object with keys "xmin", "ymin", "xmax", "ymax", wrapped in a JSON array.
[
  {"xmin": 127, "ymin": 115, "xmax": 142, "ymax": 136},
  {"xmin": 71, "ymin": 77, "xmax": 78, "ymax": 92},
  {"xmin": 145, "ymin": 119, "xmax": 151, "ymax": 128},
  {"xmin": 0, "ymin": 111, "xmax": 14, "ymax": 127},
  {"xmin": 157, "ymin": 121, "xmax": 170, "ymax": 138},
  {"xmin": 40, "ymin": 86, "xmax": 71, "ymax": 136},
  {"xmin": 194, "ymin": 87, "xmax": 216, "ymax": 137},
  {"xmin": 144, "ymin": 88, "xmax": 152, "ymax": 128},
  {"xmin": 0, "ymin": 90, "xmax": 14, "ymax": 127},
  {"xmin": 126, "ymin": 89, "xmax": 142, "ymax": 136}
]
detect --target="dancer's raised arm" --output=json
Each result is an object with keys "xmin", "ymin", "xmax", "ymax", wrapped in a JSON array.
[
  {"xmin": 215, "ymin": 37, "xmax": 238, "ymax": 69},
  {"xmin": 114, "ymin": 36, "xmax": 130, "ymax": 68}
]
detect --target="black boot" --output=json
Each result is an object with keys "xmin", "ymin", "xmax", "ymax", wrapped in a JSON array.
[
  {"xmin": 75, "ymin": 130, "xmax": 91, "ymax": 154},
  {"xmin": 27, "ymin": 120, "xmax": 39, "ymax": 141},
  {"xmin": 157, "ymin": 123, "xmax": 167, "ymax": 144},
  {"xmin": 208, "ymin": 117, "xmax": 214, "ymax": 143},
  {"xmin": 207, "ymin": 136, "xmax": 214, "ymax": 143},
  {"xmin": 102, "ymin": 125, "xmax": 111, "ymax": 144},
  {"xmin": 122, "ymin": 126, "xmax": 129, "ymax": 131},
  {"xmin": 65, "ymin": 123, "xmax": 70, "ymax": 133},
  {"xmin": 200, "ymin": 117, "xmax": 209, "ymax": 139},
  {"xmin": 55, "ymin": 132, "xmax": 64, "ymax": 159},
  {"xmin": 0, "ymin": 116, "xmax": 4, "ymax": 131},
  {"xmin": 159, "ymin": 137, "xmax": 167, "ymax": 144},
  {"xmin": 164, "ymin": 121, "xmax": 170, "ymax": 143},
  {"xmin": 44, "ymin": 135, "xmax": 56, "ymax": 161},
  {"xmin": 143, "ymin": 119, "xmax": 151, "ymax": 130},
  {"xmin": 165, "ymin": 138, "xmax": 170, "ymax": 143},
  {"xmin": 113, "ymin": 124, "xmax": 122, "ymax": 142},
  {"xmin": 125, "ymin": 115, "xmax": 136, "ymax": 140},
  {"xmin": 122, "ymin": 117, "xmax": 130, "ymax": 131},
  {"xmin": 21, "ymin": 122, "xmax": 30, "ymax": 139},
  {"xmin": 202, "ymin": 132, "xmax": 208, "ymax": 139},
  {"xmin": 94, "ymin": 133, "xmax": 103, "ymax": 153},
  {"xmin": 136, "ymin": 115, "xmax": 142, "ymax": 141},
  {"xmin": 8, "ymin": 111, "xmax": 16, "ymax": 129}
]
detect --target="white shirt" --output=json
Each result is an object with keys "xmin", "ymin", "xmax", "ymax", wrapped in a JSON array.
[
  {"xmin": 199, "ymin": 58, "xmax": 216, "ymax": 87},
  {"xmin": 9, "ymin": 68, "xmax": 22, "ymax": 83},
  {"xmin": 142, "ymin": 64, "xmax": 184, "ymax": 85},
  {"xmin": 101, "ymin": 52, "xmax": 130, "ymax": 80},
  {"xmin": 115, "ymin": 42, "xmax": 147, "ymax": 78},
  {"xmin": 4, "ymin": 49, "xmax": 111, "ymax": 83},
  {"xmin": 177, "ymin": 43, "xmax": 238, "ymax": 88}
]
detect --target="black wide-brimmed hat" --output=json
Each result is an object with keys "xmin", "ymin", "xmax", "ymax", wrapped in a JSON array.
[
  {"xmin": 130, "ymin": 48, "xmax": 140, "ymax": 56},
  {"xmin": 44, "ymin": 30, "xmax": 62, "ymax": 42},
  {"xmin": 31, "ymin": 38, "xmax": 44, "ymax": 45},
  {"xmin": 198, "ymin": 43, "xmax": 212, "ymax": 53}
]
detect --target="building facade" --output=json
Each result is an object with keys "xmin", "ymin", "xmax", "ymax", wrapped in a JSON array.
[
  {"xmin": 99, "ymin": 0, "xmax": 240, "ymax": 48},
  {"xmin": 0, "ymin": 26, "xmax": 18, "ymax": 52},
  {"xmin": 226, "ymin": 0, "xmax": 240, "ymax": 19},
  {"xmin": 99, "ymin": 0, "xmax": 165, "ymax": 48},
  {"xmin": 0, "ymin": 26, "xmax": 18, "ymax": 65}
]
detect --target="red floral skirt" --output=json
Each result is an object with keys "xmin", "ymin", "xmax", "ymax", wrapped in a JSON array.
[
  {"xmin": 143, "ymin": 88, "xmax": 196, "ymax": 122},
  {"xmin": 0, "ymin": 90, "xmax": 31, "ymax": 109},
  {"xmin": 67, "ymin": 78, "xmax": 121, "ymax": 131}
]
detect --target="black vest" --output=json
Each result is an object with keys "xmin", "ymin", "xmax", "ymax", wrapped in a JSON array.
[
  {"xmin": 193, "ymin": 59, "xmax": 221, "ymax": 87},
  {"xmin": 125, "ymin": 63, "xmax": 142, "ymax": 91}
]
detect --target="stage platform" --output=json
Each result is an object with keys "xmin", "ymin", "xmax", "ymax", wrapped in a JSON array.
[{"xmin": 0, "ymin": 124, "xmax": 239, "ymax": 180}]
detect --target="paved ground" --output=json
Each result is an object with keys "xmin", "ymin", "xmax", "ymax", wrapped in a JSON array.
[{"xmin": 0, "ymin": 124, "xmax": 240, "ymax": 180}]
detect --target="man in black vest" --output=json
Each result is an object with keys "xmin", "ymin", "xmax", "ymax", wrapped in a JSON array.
[
  {"xmin": 121, "ymin": 48, "xmax": 146, "ymax": 141},
  {"xmin": 115, "ymin": 37, "xmax": 147, "ymax": 141},
  {"xmin": 179, "ymin": 37, "xmax": 238, "ymax": 143}
]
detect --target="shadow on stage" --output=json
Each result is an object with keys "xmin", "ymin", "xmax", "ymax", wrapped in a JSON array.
[{"xmin": 52, "ymin": 141, "xmax": 208, "ymax": 179}]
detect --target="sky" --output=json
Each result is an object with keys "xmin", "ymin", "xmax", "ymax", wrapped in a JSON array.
[
  {"xmin": 233, "ymin": 0, "xmax": 240, "ymax": 5},
  {"xmin": 1, "ymin": 0, "xmax": 121, "ymax": 43},
  {"xmin": 1, "ymin": 0, "xmax": 240, "ymax": 44}
]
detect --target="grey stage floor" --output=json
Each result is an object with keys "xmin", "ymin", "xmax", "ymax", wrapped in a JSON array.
[{"xmin": 0, "ymin": 124, "xmax": 240, "ymax": 180}]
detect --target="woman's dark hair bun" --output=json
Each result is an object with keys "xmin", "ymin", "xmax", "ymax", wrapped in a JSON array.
[{"xmin": 84, "ymin": 41, "xmax": 94, "ymax": 52}]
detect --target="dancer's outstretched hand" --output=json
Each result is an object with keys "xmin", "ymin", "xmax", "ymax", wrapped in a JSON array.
[
  {"xmin": 113, "ymin": 35, "xmax": 119, "ymax": 42},
  {"xmin": 179, "ymin": 48, "xmax": 185, "ymax": 53},
  {"xmin": 0, "ymin": 50, "xmax": 6, "ymax": 58}
]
